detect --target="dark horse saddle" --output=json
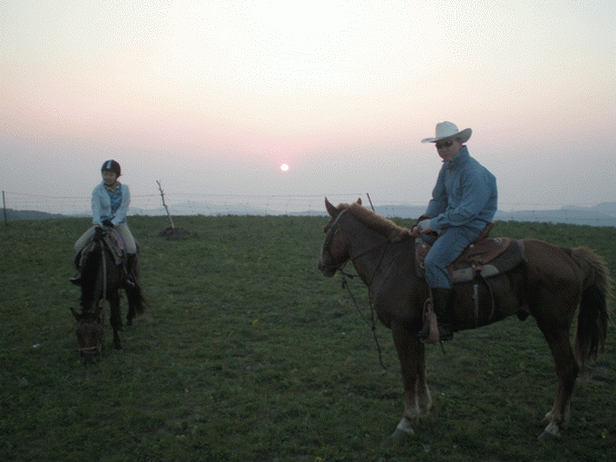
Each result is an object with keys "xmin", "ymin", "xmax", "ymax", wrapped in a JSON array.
[
  {"xmin": 415, "ymin": 223, "xmax": 525, "ymax": 284},
  {"xmin": 75, "ymin": 228, "xmax": 126, "ymax": 271}
]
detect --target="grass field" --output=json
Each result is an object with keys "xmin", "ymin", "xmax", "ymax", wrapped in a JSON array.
[{"xmin": 1, "ymin": 215, "xmax": 615, "ymax": 462}]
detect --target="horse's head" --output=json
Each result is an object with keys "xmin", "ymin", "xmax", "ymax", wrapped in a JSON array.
[
  {"xmin": 317, "ymin": 198, "xmax": 361, "ymax": 277},
  {"xmin": 71, "ymin": 307, "xmax": 104, "ymax": 365}
]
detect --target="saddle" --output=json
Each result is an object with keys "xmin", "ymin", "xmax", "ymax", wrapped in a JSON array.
[
  {"xmin": 75, "ymin": 229, "xmax": 125, "ymax": 271},
  {"xmin": 415, "ymin": 223, "xmax": 526, "ymax": 284}
]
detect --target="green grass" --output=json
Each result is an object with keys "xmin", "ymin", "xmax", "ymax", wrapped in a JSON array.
[{"xmin": 1, "ymin": 216, "xmax": 615, "ymax": 461}]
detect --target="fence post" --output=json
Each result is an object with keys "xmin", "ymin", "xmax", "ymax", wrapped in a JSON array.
[
  {"xmin": 156, "ymin": 181, "xmax": 175, "ymax": 229},
  {"xmin": 2, "ymin": 191, "xmax": 7, "ymax": 226}
]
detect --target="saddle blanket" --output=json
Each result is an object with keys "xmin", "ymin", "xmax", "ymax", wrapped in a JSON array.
[{"xmin": 75, "ymin": 230, "xmax": 125, "ymax": 270}]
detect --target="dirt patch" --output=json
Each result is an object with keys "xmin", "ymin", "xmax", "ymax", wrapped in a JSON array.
[{"xmin": 159, "ymin": 227, "xmax": 191, "ymax": 240}]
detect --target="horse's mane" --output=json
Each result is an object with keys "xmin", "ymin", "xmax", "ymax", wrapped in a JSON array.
[
  {"xmin": 80, "ymin": 241, "xmax": 104, "ymax": 314},
  {"xmin": 342, "ymin": 202, "xmax": 410, "ymax": 242}
]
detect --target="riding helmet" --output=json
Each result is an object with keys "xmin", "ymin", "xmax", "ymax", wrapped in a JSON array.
[{"xmin": 101, "ymin": 160, "xmax": 121, "ymax": 177}]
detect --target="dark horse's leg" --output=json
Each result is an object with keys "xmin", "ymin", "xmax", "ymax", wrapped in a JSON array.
[
  {"xmin": 126, "ymin": 288, "xmax": 136, "ymax": 326},
  {"xmin": 108, "ymin": 290, "xmax": 123, "ymax": 350},
  {"xmin": 535, "ymin": 315, "xmax": 579, "ymax": 438},
  {"xmin": 390, "ymin": 321, "xmax": 432, "ymax": 437}
]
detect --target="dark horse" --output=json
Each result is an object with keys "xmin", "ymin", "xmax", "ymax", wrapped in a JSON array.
[
  {"xmin": 71, "ymin": 228, "xmax": 147, "ymax": 364},
  {"xmin": 317, "ymin": 198, "xmax": 611, "ymax": 440}
]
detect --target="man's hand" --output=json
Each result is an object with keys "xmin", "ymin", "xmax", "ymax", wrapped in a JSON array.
[{"xmin": 417, "ymin": 219, "xmax": 433, "ymax": 234}]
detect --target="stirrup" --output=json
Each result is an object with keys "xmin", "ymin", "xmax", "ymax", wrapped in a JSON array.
[
  {"xmin": 69, "ymin": 276, "xmax": 81, "ymax": 286},
  {"xmin": 418, "ymin": 324, "xmax": 454, "ymax": 341},
  {"xmin": 417, "ymin": 326, "xmax": 430, "ymax": 339}
]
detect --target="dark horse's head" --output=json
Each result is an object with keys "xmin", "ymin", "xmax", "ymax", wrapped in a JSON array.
[
  {"xmin": 71, "ymin": 231, "xmax": 108, "ymax": 365},
  {"xmin": 71, "ymin": 307, "xmax": 104, "ymax": 365}
]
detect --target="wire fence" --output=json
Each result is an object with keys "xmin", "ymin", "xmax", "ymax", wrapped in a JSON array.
[
  {"xmin": 1, "ymin": 191, "xmax": 367, "ymax": 218},
  {"xmin": 2, "ymin": 190, "xmax": 616, "ymax": 227}
]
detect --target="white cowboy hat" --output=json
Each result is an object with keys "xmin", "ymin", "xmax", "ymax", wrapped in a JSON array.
[{"xmin": 421, "ymin": 121, "xmax": 472, "ymax": 143}]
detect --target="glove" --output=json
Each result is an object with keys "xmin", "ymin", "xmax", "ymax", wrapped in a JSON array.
[
  {"xmin": 93, "ymin": 226, "xmax": 105, "ymax": 240},
  {"xmin": 417, "ymin": 219, "xmax": 433, "ymax": 233},
  {"xmin": 102, "ymin": 219, "xmax": 114, "ymax": 228},
  {"xmin": 410, "ymin": 215, "xmax": 430, "ymax": 235}
]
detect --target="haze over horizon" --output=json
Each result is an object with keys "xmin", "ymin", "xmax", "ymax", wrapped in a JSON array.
[{"xmin": 2, "ymin": 1, "xmax": 615, "ymax": 215}]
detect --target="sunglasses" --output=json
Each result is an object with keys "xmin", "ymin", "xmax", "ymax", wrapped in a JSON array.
[{"xmin": 436, "ymin": 140, "xmax": 454, "ymax": 149}]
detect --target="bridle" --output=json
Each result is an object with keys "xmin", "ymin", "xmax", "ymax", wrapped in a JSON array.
[
  {"xmin": 321, "ymin": 209, "xmax": 391, "ymax": 284},
  {"xmin": 320, "ymin": 210, "xmax": 348, "ymax": 274},
  {"xmin": 78, "ymin": 343, "xmax": 101, "ymax": 355},
  {"xmin": 76, "ymin": 317, "xmax": 104, "ymax": 360}
]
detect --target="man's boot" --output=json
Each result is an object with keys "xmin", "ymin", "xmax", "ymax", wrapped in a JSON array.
[
  {"xmin": 418, "ymin": 287, "xmax": 455, "ymax": 341},
  {"xmin": 122, "ymin": 254, "xmax": 136, "ymax": 289}
]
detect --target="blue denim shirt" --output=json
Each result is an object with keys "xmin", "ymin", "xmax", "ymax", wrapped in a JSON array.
[{"xmin": 425, "ymin": 146, "xmax": 497, "ymax": 231}]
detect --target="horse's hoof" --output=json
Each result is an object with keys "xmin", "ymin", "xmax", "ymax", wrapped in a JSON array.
[
  {"xmin": 538, "ymin": 421, "xmax": 561, "ymax": 440},
  {"xmin": 538, "ymin": 431, "xmax": 560, "ymax": 440},
  {"xmin": 391, "ymin": 418, "xmax": 415, "ymax": 439},
  {"xmin": 391, "ymin": 427, "xmax": 414, "ymax": 439}
]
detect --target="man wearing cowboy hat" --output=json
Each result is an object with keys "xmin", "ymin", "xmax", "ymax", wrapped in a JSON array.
[{"xmin": 415, "ymin": 121, "xmax": 498, "ymax": 341}]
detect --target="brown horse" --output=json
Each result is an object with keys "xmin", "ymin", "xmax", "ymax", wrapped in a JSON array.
[
  {"xmin": 70, "ymin": 228, "xmax": 147, "ymax": 364},
  {"xmin": 317, "ymin": 198, "xmax": 611, "ymax": 440}
]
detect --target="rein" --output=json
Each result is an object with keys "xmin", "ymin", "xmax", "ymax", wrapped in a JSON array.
[
  {"xmin": 325, "ymin": 210, "xmax": 391, "ymax": 371},
  {"xmin": 340, "ymin": 269, "xmax": 388, "ymax": 372},
  {"xmin": 101, "ymin": 239, "xmax": 107, "ymax": 309},
  {"xmin": 96, "ymin": 240, "xmax": 108, "ymax": 354},
  {"xmin": 80, "ymin": 239, "xmax": 108, "ymax": 356}
]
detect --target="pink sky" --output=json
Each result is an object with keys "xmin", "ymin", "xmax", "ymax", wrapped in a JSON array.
[{"xmin": 2, "ymin": 1, "xmax": 615, "ymax": 213}]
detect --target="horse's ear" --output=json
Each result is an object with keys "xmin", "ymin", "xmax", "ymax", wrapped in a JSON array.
[
  {"xmin": 357, "ymin": 198, "xmax": 362, "ymax": 205},
  {"xmin": 325, "ymin": 197, "xmax": 338, "ymax": 217}
]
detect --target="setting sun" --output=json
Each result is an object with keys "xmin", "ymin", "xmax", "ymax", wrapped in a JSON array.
[{"xmin": 280, "ymin": 163, "xmax": 289, "ymax": 172}]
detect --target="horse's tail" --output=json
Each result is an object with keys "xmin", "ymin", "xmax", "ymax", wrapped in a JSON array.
[
  {"xmin": 571, "ymin": 247, "xmax": 613, "ymax": 367},
  {"xmin": 126, "ymin": 253, "xmax": 147, "ymax": 315},
  {"xmin": 126, "ymin": 283, "xmax": 148, "ymax": 315}
]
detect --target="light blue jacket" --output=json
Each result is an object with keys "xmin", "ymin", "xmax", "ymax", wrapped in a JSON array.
[
  {"xmin": 425, "ymin": 146, "xmax": 497, "ymax": 231},
  {"xmin": 91, "ymin": 182, "xmax": 130, "ymax": 226}
]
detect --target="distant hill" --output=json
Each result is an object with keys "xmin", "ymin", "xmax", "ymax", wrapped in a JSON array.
[
  {"xmin": 569, "ymin": 202, "xmax": 616, "ymax": 217},
  {"xmin": 286, "ymin": 202, "xmax": 616, "ymax": 227},
  {"xmin": 3, "ymin": 209, "xmax": 65, "ymax": 221},
  {"xmin": 375, "ymin": 202, "xmax": 616, "ymax": 227},
  {"xmin": 494, "ymin": 208, "xmax": 616, "ymax": 227},
  {"xmin": 492, "ymin": 202, "xmax": 616, "ymax": 227},
  {"xmin": 130, "ymin": 201, "xmax": 270, "ymax": 217},
  {"xmin": 379, "ymin": 203, "xmax": 616, "ymax": 227}
]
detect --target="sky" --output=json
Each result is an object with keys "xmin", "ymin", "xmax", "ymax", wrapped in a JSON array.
[{"xmin": 1, "ymin": 0, "xmax": 615, "ymax": 214}]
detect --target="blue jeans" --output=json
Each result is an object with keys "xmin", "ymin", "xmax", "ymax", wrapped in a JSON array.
[{"xmin": 422, "ymin": 225, "xmax": 485, "ymax": 289}]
